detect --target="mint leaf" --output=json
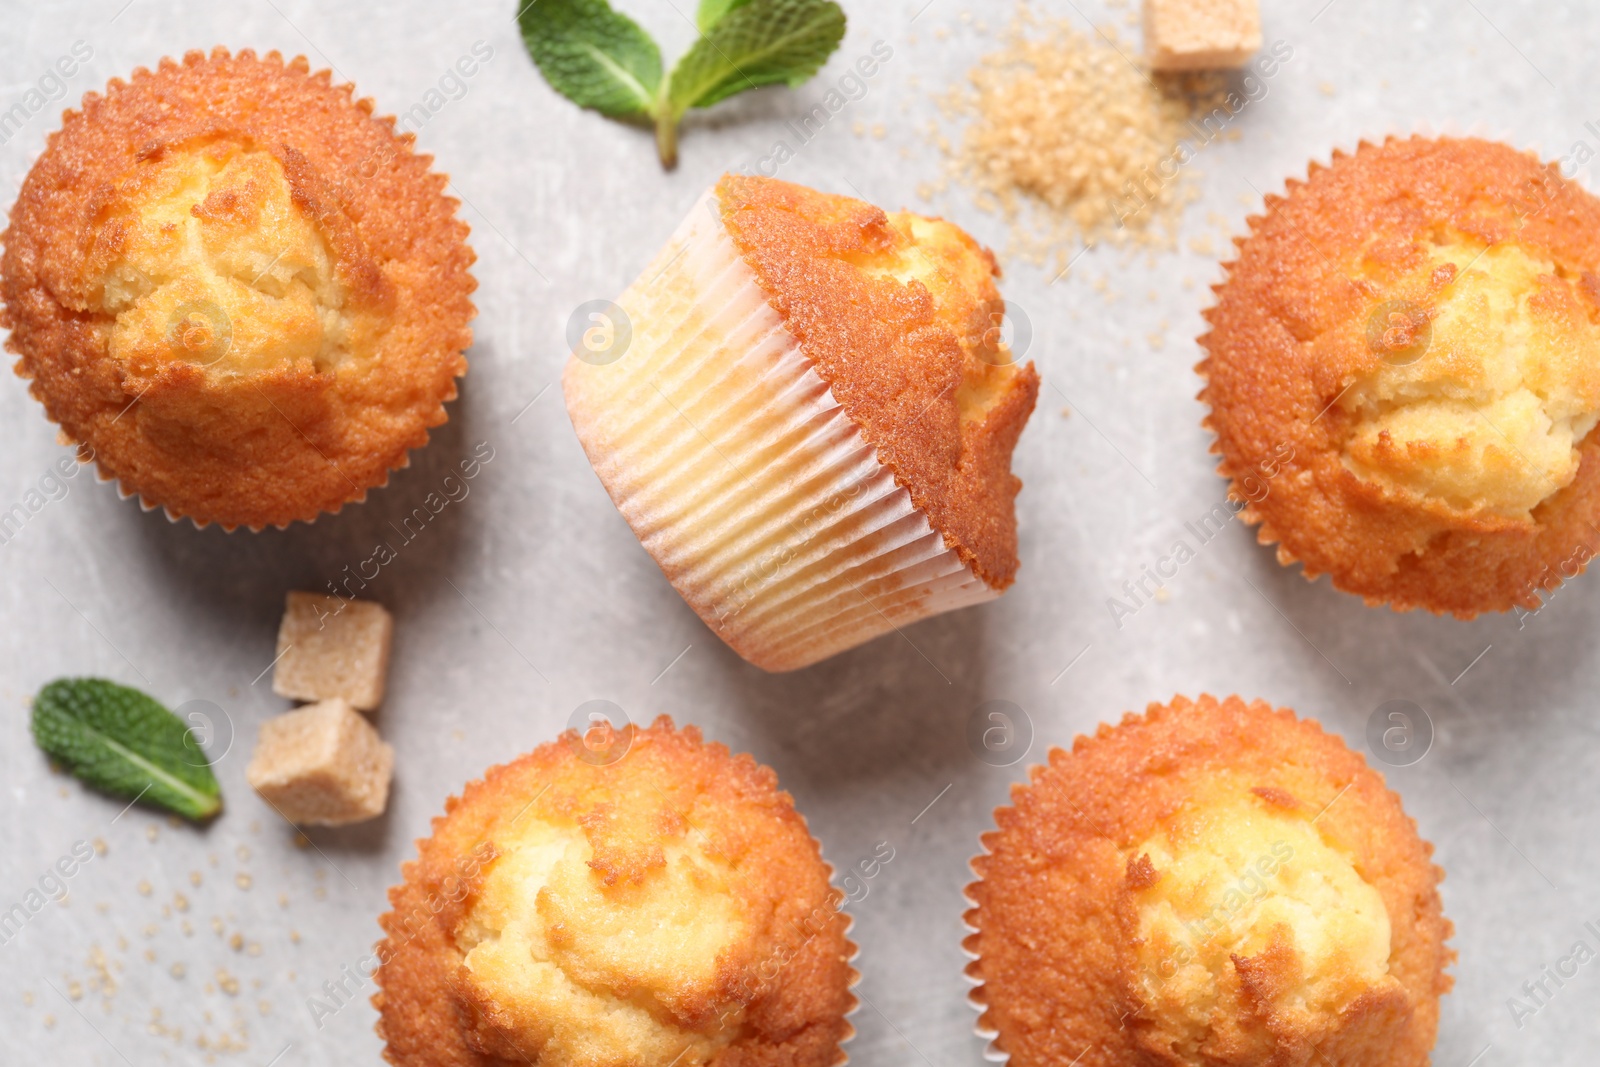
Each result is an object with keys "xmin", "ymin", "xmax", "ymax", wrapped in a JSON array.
[
  {"xmin": 519, "ymin": 0, "xmax": 663, "ymax": 120},
  {"xmin": 32, "ymin": 678, "xmax": 222, "ymax": 821},
  {"xmin": 696, "ymin": 0, "xmax": 753, "ymax": 32},
  {"xmin": 668, "ymin": 0, "xmax": 846, "ymax": 114}
]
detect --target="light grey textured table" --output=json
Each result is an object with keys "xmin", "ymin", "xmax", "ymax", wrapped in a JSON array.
[{"xmin": 2, "ymin": 1, "xmax": 1596, "ymax": 1063}]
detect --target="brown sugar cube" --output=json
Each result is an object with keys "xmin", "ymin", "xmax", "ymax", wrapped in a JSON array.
[
  {"xmin": 1145, "ymin": 0, "xmax": 1262, "ymax": 71},
  {"xmin": 246, "ymin": 699, "xmax": 394, "ymax": 826},
  {"xmin": 272, "ymin": 592, "xmax": 392, "ymax": 711}
]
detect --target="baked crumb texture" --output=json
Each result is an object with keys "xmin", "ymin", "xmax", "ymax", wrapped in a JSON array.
[
  {"xmin": 564, "ymin": 175, "xmax": 1037, "ymax": 671},
  {"xmin": 1200, "ymin": 136, "xmax": 1600, "ymax": 615},
  {"xmin": 966, "ymin": 694, "xmax": 1453, "ymax": 1067},
  {"xmin": 246, "ymin": 697, "xmax": 393, "ymax": 826},
  {"xmin": 1, "ymin": 48, "xmax": 475, "ymax": 529},
  {"xmin": 374, "ymin": 718, "xmax": 856, "ymax": 1067},
  {"xmin": 1145, "ymin": 0, "xmax": 1262, "ymax": 71},
  {"xmin": 273, "ymin": 591, "xmax": 393, "ymax": 711}
]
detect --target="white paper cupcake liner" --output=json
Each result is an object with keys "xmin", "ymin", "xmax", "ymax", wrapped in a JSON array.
[
  {"xmin": 105, "ymin": 458, "xmax": 392, "ymax": 531},
  {"xmin": 820, "ymin": 840, "xmax": 861, "ymax": 1067},
  {"xmin": 962, "ymin": 840, "xmax": 1010, "ymax": 1063},
  {"xmin": 565, "ymin": 190, "xmax": 996, "ymax": 671}
]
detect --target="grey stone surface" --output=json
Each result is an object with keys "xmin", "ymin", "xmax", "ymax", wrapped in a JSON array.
[{"xmin": 0, "ymin": 0, "xmax": 1595, "ymax": 1064}]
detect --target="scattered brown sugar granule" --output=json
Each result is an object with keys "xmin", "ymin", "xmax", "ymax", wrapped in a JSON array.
[{"xmin": 938, "ymin": 4, "xmax": 1228, "ymax": 269}]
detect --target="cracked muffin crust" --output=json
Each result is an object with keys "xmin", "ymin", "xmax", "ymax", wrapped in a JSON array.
[
  {"xmin": 965, "ymin": 694, "xmax": 1452, "ymax": 1067},
  {"xmin": 1, "ymin": 48, "xmax": 475, "ymax": 529},
  {"xmin": 374, "ymin": 717, "xmax": 856, "ymax": 1067},
  {"xmin": 1199, "ymin": 136, "xmax": 1600, "ymax": 615}
]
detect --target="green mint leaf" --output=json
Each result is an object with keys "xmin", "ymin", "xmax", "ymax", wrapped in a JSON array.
[
  {"xmin": 519, "ymin": 0, "xmax": 663, "ymax": 121},
  {"xmin": 668, "ymin": 0, "xmax": 846, "ymax": 114},
  {"xmin": 696, "ymin": 0, "xmax": 754, "ymax": 33},
  {"xmin": 32, "ymin": 678, "xmax": 222, "ymax": 822}
]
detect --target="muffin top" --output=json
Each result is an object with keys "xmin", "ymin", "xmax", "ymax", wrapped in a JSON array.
[
  {"xmin": 374, "ymin": 717, "xmax": 855, "ymax": 1067},
  {"xmin": 1200, "ymin": 136, "xmax": 1600, "ymax": 614},
  {"xmin": 715, "ymin": 174, "xmax": 1040, "ymax": 589},
  {"xmin": 966, "ymin": 695, "xmax": 1452, "ymax": 1067},
  {"xmin": 1, "ymin": 48, "xmax": 474, "ymax": 529}
]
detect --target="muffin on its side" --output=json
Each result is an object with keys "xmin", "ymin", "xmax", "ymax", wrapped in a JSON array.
[
  {"xmin": 1, "ymin": 48, "xmax": 475, "ymax": 529},
  {"xmin": 374, "ymin": 717, "xmax": 856, "ymax": 1067},
  {"xmin": 966, "ymin": 695, "xmax": 1452, "ymax": 1067},
  {"xmin": 1200, "ymin": 136, "xmax": 1600, "ymax": 615},
  {"xmin": 564, "ymin": 175, "xmax": 1039, "ymax": 671}
]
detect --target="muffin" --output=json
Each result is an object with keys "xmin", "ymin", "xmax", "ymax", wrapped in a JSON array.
[
  {"xmin": 1, "ymin": 48, "xmax": 475, "ymax": 529},
  {"xmin": 965, "ymin": 694, "xmax": 1452, "ymax": 1067},
  {"xmin": 373, "ymin": 716, "xmax": 856, "ymax": 1067},
  {"xmin": 1200, "ymin": 136, "xmax": 1600, "ymax": 615},
  {"xmin": 564, "ymin": 175, "xmax": 1039, "ymax": 671}
]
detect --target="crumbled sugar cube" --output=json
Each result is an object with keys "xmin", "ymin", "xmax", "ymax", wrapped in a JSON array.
[
  {"xmin": 1144, "ymin": 0, "xmax": 1261, "ymax": 71},
  {"xmin": 272, "ymin": 593, "xmax": 392, "ymax": 710},
  {"xmin": 246, "ymin": 699, "xmax": 394, "ymax": 826}
]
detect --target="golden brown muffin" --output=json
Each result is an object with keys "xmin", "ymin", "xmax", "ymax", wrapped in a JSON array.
[
  {"xmin": 714, "ymin": 175, "xmax": 1039, "ymax": 589},
  {"xmin": 1199, "ymin": 136, "xmax": 1600, "ymax": 615},
  {"xmin": 373, "ymin": 717, "xmax": 856, "ymax": 1067},
  {"xmin": 564, "ymin": 175, "xmax": 1039, "ymax": 671},
  {"xmin": 1, "ymin": 48, "xmax": 474, "ymax": 529},
  {"xmin": 965, "ymin": 695, "xmax": 1452, "ymax": 1067}
]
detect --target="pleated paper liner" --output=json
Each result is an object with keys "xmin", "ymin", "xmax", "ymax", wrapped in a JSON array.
[
  {"xmin": 963, "ymin": 802, "xmax": 1014, "ymax": 1064},
  {"xmin": 565, "ymin": 190, "xmax": 995, "ymax": 671},
  {"xmin": 112, "ymin": 457, "xmax": 395, "ymax": 531},
  {"xmin": 822, "ymin": 841, "xmax": 861, "ymax": 1067}
]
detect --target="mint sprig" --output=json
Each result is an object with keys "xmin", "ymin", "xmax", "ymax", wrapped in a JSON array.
[
  {"xmin": 519, "ymin": 0, "xmax": 847, "ymax": 169},
  {"xmin": 32, "ymin": 678, "xmax": 222, "ymax": 822}
]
